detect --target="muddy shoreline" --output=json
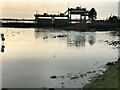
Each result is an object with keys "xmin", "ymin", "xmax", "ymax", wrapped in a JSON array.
[{"xmin": 83, "ymin": 58, "xmax": 119, "ymax": 88}]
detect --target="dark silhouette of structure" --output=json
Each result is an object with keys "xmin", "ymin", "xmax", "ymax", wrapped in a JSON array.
[
  {"xmin": 34, "ymin": 7, "xmax": 95, "ymax": 27},
  {"xmin": 1, "ymin": 6, "xmax": 120, "ymax": 31}
]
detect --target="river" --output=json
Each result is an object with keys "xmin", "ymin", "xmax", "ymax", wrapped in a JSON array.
[{"xmin": 0, "ymin": 28, "xmax": 119, "ymax": 88}]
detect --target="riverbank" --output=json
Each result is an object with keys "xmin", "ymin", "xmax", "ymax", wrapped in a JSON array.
[
  {"xmin": 84, "ymin": 58, "xmax": 119, "ymax": 88},
  {"xmin": 1, "ymin": 21, "xmax": 120, "ymax": 31}
]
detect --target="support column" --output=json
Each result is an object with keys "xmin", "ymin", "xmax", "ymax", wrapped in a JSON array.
[
  {"xmin": 69, "ymin": 12, "xmax": 71, "ymax": 23},
  {"xmin": 80, "ymin": 15, "xmax": 82, "ymax": 23},
  {"xmin": 84, "ymin": 16, "xmax": 86, "ymax": 23}
]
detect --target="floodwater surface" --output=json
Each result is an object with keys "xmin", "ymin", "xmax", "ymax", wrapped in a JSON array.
[{"xmin": 0, "ymin": 28, "xmax": 119, "ymax": 88}]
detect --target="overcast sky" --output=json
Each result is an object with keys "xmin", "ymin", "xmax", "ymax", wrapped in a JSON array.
[
  {"xmin": 0, "ymin": 0, "xmax": 119, "ymax": 19},
  {"xmin": 0, "ymin": 0, "xmax": 119, "ymax": 2}
]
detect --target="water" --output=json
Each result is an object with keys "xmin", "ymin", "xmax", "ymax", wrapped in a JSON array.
[{"xmin": 0, "ymin": 28, "xmax": 119, "ymax": 88}]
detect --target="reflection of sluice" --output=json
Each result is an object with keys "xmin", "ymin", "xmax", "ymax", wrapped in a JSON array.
[
  {"xmin": 34, "ymin": 28, "xmax": 44, "ymax": 39},
  {"xmin": 1, "ymin": 45, "xmax": 5, "ymax": 53},
  {"xmin": 34, "ymin": 28, "xmax": 50, "ymax": 39},
  {"xmin": 34, "ymin": 31, "xmax": 40, "ymax": 39},
  {"xmin": 35, "ymin": 28, "xmax": 40, "ymax": 32},
  {"xmin": 88, "ymin": 36, "xmax": 95, "ymax": 45},
  {"xmin": 88, "ymin": 32, "xmax": 96, "ymax": 45},
  {"xmin": 34, "ymin": 28, "xmax": 68, "ymax": 40},
  {"xmin": 67, "ymin": 34, "xmax": 86, "ymax": 47}
]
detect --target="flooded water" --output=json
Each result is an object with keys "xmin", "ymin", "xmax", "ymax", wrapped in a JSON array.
[{"xmin": 0, "ymin": 28, "xmax": 119, "ymax": 88}]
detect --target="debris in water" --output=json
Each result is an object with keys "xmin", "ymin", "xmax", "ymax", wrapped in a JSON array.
[
  {"xmin": 106, "ymin": 62, "xmax": 115, "ymax": 66},
  {"xmin": 51, "ymin": 75, "xmax": 58, "ymax": 79}
]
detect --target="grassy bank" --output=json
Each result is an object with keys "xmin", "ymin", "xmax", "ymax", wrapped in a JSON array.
[{"xmin": 84, "ymin": 60, "xmax": 119, "ymax": 88}]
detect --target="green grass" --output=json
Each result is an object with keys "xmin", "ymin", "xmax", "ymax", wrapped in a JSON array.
[{"xmin": 87, "ymin": 62, "xmax": 118, "ymax": 88}]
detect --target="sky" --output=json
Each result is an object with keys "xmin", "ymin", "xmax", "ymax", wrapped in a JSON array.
[
  {"xmin": 0, "ymin": 0, "xmax": 119, "ymax": 2},
  {"xmin": 0, "ymin": 0, "xmax": 120, "ymax": 20}
]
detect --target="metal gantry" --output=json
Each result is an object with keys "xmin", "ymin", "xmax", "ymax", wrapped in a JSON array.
[{"xmin": 34, "ymin": 6, "xmax": 90, "ymax": 25}]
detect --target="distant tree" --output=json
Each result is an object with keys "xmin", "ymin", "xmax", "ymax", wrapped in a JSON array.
[
  {"xmin": 88, "ymin": 8, "xmax": 97, "ymax": 22},
  {"xmin": 109, "ymin": 15, "xmax": 118, "ymax": 22}
]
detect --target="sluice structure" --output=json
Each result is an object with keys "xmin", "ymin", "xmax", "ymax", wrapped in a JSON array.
[
  {"xmin": 0, "ymin": 6, "xmax": 97, "ymax": 29},
  {"xmin": 34, "ymin": 7, "xmax": 90, "ymax": 27},
  {"xmin": 3, "ymin": 6, "xmax": 119, "ymax": 31}
]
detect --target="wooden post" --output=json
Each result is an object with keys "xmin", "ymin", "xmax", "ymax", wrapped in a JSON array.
[{"xmin": 1, "ymin": 34, "xmax": 5, "ymax": 41}]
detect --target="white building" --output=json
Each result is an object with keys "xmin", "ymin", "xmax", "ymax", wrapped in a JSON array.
[{"xmin": 118, "ymin": 1, "xmax": 120, "ymax": 17}]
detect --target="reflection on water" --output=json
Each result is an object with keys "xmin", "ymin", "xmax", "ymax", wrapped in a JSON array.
[
  {"xmin": 34, "ymin": 28, "xmax": 96, "ymax": 48},
  {"xmin": 67, "ymin": 32, "xmax": 86, "ymax": 47},
  {"xmin": 88, "ymin": 32, "xmax": 96, "ymax": 46},
  {"xmin": 0, "ymin": 28, "xmax": 119, "ymax": 88}
]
